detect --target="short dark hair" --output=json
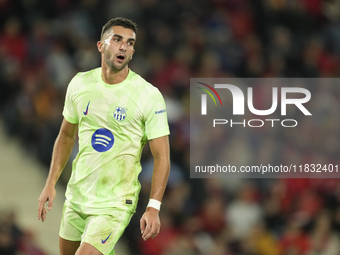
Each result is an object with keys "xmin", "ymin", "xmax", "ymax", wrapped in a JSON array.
[{"xmin": 101, "ymin": 17, "xmax": 137, "ymax": 39}]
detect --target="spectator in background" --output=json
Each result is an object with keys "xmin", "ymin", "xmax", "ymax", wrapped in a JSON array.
[
  {"xmin": 226, "ymin": 182, "xmax": 263, "ymax": 240},
  {"xmin": 0, "ymin": 17, "xmax": 27, "ymax": 64},
  {"xmin": 307, "ymin": 210, "xmax": 340, "ymax": 255}
]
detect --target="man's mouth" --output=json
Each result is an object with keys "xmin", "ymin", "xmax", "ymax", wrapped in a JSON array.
[{"xmin": 116, "ymin": 55, "xmax": 126, "ymax": 61}]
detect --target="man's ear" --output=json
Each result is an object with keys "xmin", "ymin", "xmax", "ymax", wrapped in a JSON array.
[
  {"xmin": 131, "ymin": 49, "xmax": 135, "ymax": 60},
  {"xmin": 97, "ymin": 41, "xmax": 103, "ymax": 53}
]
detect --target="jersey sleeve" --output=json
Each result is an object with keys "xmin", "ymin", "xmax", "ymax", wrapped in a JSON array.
[
  {"xmin": 62, "ymin": 75, "xmax": 79, "ymax": 124},
  {"xmin": 143, "ymin": 88, "xmax": 170, "ymax": 140}
]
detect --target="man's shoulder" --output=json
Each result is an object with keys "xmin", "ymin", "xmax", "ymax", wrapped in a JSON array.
[
  {"xmin": 129, "ymin": 70, "xmax": 160, "ymax": 94},
  {"xmin": 72, "ymin": 68, "xmax": 100, "ymax": 83},
  {"xmin": 66, "ymin": 68, "xmax": 100, "ymax": 92}
]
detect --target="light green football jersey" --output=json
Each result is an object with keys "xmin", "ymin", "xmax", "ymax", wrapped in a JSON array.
[{"xmin": 62, "ymin": 67, "xmax": 169, "ymax": 211}]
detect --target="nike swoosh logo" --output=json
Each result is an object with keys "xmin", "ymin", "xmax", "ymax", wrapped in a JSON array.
[
  {"xmin": 83, "ymin": 101, "xmax": 90, "ymax": 115},
  {"xmin": 101, "ymin": 232, "xmax": 112, "ymax": 244}
]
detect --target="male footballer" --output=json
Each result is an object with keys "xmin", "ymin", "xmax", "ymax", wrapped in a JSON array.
[{"xmin": 37, "ymin": 17, "xmax": 170, "ymax": 255}]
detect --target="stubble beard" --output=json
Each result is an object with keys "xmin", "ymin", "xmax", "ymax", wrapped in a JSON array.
[{"xmin": 103, "ymin": 49, "xmax": 130, "ymax": 72}]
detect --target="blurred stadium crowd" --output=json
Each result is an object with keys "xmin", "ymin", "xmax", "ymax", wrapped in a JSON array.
[{"xmin": 1, "ymin": 0, "xmax": 340, "ymax": 254}]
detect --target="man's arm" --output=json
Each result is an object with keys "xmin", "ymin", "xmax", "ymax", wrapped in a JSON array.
[
  {"xmin": 37, "ymin": 118, "xmax": 78, "ymax": 222},
  {"xmin": 140, "ymin": 135, "xmax": 170, "ymax": 241}
]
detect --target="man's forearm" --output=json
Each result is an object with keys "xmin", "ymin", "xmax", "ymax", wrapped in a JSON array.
[
  {"xmin": 149, "ymin": 156, "xmax": 170, "ymax": 202},
  {"xmin": 45, "ymin": 132, "xmax": 75, "ymax": 187},
  {"xmin": 140, "ymin": 136, "xmax": 170, "ymax": 240},
  {"xmin": 148, "ymin": 136, "xmax": 170, "ymax": 203},
  {"xmin": 45, "ymin": 120, "xmax": 77, "ymax": 187}
]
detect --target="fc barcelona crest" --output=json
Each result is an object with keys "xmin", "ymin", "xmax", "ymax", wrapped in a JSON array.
[{"xmin": 114, "ymin": 106, "xmax": 127, "ymax": 121}]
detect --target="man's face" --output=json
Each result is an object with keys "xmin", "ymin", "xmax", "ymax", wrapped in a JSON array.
[{"xmin": 98, "ymin": 26, "xmax": 136, "ymax": 71}]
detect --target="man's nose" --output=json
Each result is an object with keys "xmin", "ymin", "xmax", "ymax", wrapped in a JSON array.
[{"xmin": 120, "ymin": 42, "xmax": 127, "ymax": 51}]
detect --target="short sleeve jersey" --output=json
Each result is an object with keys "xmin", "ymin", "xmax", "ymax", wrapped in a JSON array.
[{"xmin": 62, "ymin": 68, "xmax": 169, "ymax": 210}]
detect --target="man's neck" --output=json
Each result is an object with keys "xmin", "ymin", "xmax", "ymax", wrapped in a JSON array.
[{"xmin": 101, "ymin": 64, "xmax": 129, "ymax": 85}]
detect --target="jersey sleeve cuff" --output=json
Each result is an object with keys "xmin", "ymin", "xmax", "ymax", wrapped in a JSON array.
[
  {"xmin": 63, "ymin": 113, "xmax": 79, "ymax": 124},
  {"xmin": 146, "ymin": 128, "xmax": 170, "ymax": 140}
]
